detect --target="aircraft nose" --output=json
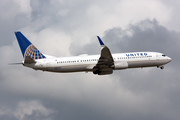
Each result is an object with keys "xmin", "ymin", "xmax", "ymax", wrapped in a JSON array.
[{"xmin": 167, "ymin": 57, "xmax": 172, "ymax": 62}]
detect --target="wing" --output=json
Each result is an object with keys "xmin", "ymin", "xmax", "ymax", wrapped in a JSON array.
[{"xmin": 93, "ymin": 36, "xmax": 114, "ymax": 75}]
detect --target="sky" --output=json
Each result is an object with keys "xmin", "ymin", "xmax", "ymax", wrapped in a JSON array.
[{"xmin": 0, "ymin": 0, "xmax": 180, "ymax": 120}]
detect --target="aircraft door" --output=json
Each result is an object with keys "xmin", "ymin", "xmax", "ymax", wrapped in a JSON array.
[{"xmin": 156, "ymin": 54, "xmax": 160, "ymax": 60}]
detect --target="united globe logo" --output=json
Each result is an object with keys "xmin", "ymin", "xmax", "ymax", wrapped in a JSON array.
[{"xmin": 24, "ymin": 44, "xmax": 46, "ymax": 59}]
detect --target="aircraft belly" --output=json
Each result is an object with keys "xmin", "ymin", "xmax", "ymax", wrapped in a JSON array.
[
  {"xmin": 47, "ymin": 64, "xmax": 90, "ymax": 72},
  {"xmin": 128, "ymin": 59, "xmax": 169, "ymax": 68},
  {"xmin": 154, "ymin": 59, "xmax": 170, "ymax": 66},
  {"xmin": 128, "ymin": 60, "xmax": 156, "ymax": 68}
]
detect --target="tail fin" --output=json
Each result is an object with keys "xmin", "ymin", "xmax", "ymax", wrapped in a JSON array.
[{"xmin": 15, "ymin": 32, "xmax": 46, "ymax": 60}]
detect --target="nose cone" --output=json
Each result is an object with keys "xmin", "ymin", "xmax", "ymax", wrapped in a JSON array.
[{"xmin": 167, "ymin": 57, "xmax": 172, "ymax": 63}]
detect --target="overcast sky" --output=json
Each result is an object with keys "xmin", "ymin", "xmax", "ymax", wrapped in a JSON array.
[{"xmin": 0, "ymin": 0, "xmax": 180, "ymax": 120}]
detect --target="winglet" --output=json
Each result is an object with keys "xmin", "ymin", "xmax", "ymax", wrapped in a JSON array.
[{"xmin": 97, "ymin": 36, "xmax": 105, "ymax": 47}]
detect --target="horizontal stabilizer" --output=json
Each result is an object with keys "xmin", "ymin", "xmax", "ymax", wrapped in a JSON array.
[
  {"xmin": 8, "ymin": 63, "xmax": 23, "ymax": 65},
  {"xmin": 24, "ymin": 56, "xmax": 36, "ymax": 64}
]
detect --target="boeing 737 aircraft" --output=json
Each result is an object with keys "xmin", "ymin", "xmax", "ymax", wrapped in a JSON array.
[{"xmin": 14, "ymin": 31, "xmax": 171, "ymax": 75}]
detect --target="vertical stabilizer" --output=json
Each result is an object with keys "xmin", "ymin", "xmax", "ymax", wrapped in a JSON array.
[{"xmin": 15, "ymin": 32, "xmax": 46, "ymax": 60}]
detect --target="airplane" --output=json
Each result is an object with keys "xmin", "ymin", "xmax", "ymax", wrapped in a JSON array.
[{"xmin": 14, "ymin": 31, "xmax": 171, "ymax": 75}]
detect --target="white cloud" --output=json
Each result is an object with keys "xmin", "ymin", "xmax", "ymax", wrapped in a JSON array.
[
  {"xmin": 35, "ymin": 28, "xmax": 72, "ymax": 56},
  {"xmin": 0, "ymin": 100, "xmax": 56, "ymax": 120},
  {"xmin": 14, "ymin": 101, "xmax": 55, "ymax": 120},
  {"xmin": 13, "ymin": 0, "xmax": 32, "ymax": 16},
  {"xmin": 108, "ymin": 0, "xmax": 172, "ymax": 30}
]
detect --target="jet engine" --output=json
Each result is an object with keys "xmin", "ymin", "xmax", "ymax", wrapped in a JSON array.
[{"xmin": 114, "ymin": 61, "xmax": 128, "ymax": 70}]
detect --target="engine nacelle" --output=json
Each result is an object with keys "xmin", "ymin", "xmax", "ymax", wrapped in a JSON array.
[
  {"xmin": 98, "ymin": 71, "xmax": 113, "ymax": 75},
  {"xmin": 114, "ymin": 62, "xmax": 128, "ymax": 70}
]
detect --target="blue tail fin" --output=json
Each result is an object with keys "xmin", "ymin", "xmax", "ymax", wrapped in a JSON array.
[{"xmin": 15, "ymin": 32, "xmax": 46, "ymax": 59}]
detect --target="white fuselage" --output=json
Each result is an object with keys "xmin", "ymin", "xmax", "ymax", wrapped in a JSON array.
[{"xmin": 23, "ymin": 52, "xmax": 171, "ymax": 73}]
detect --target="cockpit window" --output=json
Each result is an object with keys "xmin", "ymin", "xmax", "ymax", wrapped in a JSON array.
[{"xmin": 162, "ymin": 54, "xmax": 166, "ymax": 57}]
